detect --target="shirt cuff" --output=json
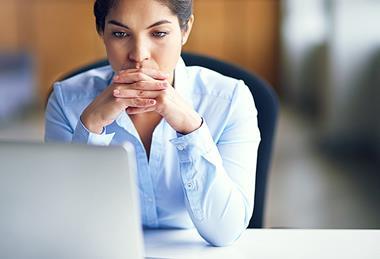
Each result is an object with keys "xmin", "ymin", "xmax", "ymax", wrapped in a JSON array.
[
  {"xmin": 72, "ymin": 119, "xmax": 115, "ymax": 146},
  {"xmin": 169, "ymin": 119, "xmax": 214, "ymax": 163}
]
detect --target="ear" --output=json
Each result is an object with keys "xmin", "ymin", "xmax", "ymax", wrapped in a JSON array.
[{"xmin": 181, "ymin": 15, "xmax": 194, "ymax": 46}]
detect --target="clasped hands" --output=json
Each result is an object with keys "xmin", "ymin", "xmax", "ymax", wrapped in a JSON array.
[{"xmin": 81, "ymin": 68, "xmax": 202, "ymax": 135}]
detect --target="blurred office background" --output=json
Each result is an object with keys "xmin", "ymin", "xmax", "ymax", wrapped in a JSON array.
[{"xmin": 0, "ymin": 0, "xmax": 379, "ymax": 228}]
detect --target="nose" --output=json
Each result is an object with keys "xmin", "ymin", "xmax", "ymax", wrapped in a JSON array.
[{"xmin": 128, "ymin": 38, "xmax": 150, "ymax": 66}]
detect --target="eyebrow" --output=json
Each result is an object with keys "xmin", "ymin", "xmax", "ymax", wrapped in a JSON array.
[{"xmin": 108, "ymin": 19, "xmax": 172, "ymax": 30}]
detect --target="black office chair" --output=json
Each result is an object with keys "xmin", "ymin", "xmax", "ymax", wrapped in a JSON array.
[{"xmin": 50, "ymin": 52, "xmax": 279, "ymax": 228}]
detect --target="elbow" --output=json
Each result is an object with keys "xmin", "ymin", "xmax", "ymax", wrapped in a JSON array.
[
  {"xmin": 192, "ymin": 186, "xmax": 253, "ymax": 247},
  {"xmin": 205, "ymin": 235, "xmax": 238, "ymax": 247},
  {"xmin": 198, "ymin": 222, "xmax": 246, "ymax": 247}
]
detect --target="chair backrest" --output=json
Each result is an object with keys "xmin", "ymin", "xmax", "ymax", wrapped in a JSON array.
[{"xmin": 50, "ymin": 52, "xmax": 279, "ymax": 228}]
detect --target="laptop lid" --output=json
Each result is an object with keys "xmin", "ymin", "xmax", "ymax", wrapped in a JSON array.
[{"xmin": 0, "ymin": 141, "xmax": 144, "ymax": 259}]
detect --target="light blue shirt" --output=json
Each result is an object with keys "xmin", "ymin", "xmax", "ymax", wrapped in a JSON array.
[{"xmin": 45, "ymin": 57, "xmax": 260, "ymax": 246}]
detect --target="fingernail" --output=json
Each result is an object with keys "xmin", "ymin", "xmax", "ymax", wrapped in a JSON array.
[
  {"xmin": 113, "ymin": 89, "xmax": 120, "ymax": 95},
  {"xmin": 113, "ymin": 75, "xmax": 120, "ymax": 81}
]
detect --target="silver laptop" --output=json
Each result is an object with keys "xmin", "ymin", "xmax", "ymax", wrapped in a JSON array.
[{"xmin": 0, "ymin": 141, "xmax": 144, "ymax": 259}]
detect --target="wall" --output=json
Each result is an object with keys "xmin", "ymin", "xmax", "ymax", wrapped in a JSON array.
[
  {"xmin": 281, "ymin": 0, "xmax": 380, "ymax": 158},
  {"xmin": 326, "ymin": 0, "xmax": 380, "ymax": 151},
  {"xmin": 0, "ymin": 0, "xmax": 280, "ymax": 106},
  {"xmin": 185, "ymin": 0, "xmax": 280, "ymax": 89}
]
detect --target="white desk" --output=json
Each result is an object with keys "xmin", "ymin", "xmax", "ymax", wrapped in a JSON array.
[{"xmin": 144, "ymin": 228, "xmax": 380, "ymax": 259}]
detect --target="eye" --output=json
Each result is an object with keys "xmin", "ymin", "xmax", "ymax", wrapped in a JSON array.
[
  {"xmin": 152, "ymin": 31, "xmax": 169, "ymax": 38},
  {"xmin": 112, "ymin": 32, "xmax": 129, "ymax": 38}
]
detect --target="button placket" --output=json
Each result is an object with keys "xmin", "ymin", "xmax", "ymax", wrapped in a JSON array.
[
  {"xmin": 137, "ymin": 148, "xmax": 159, "ymax": 227},
  {"xmin": 193, "ymin": 208, "xmax": 204, "ymax": 221}
]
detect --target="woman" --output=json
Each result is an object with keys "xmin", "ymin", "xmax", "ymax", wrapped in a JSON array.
[{"xmin": 45, "ymin": 0, "xmax": 260, "ymax": 246}]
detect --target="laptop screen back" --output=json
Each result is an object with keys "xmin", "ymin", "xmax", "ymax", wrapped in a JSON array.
[{"xmin": 0, "ymin": 141, "xmax": 143, "ymax": 259}]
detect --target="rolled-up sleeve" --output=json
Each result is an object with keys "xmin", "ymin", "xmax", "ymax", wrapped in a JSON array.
[
  {"xmin": 170, "ymin": 80, "xmax": 260, "ymax": 246},
  {"xmin": 45, "ymin": 83, "xmax": 114, "ymax": 145}
]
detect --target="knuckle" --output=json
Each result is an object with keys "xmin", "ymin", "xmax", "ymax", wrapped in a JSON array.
[
  {"xmin": 159, "ymin": 91, "xmax": 168, "ymax": 101},
  {"xmin": 133, "ymin": 98, "xmax": 142, "ymax": 106},
  {"xmin": 155, "ymin": 103, "xmax": 164, "ymax": 113},
  {"xmin": 137, "ymin": 90, "xmax": 144, "ymax": 97},
  {"xmin": 136, "ymin": 72, "xmax": 144, "ymax": 81},
  {"xmin": 155, "ymin": 97, "xmax": 163, "ymax": 107}
]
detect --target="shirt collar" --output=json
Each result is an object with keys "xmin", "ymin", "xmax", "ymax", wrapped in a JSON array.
[{"xmin": 173, "ymin": 56, "xmax": 193, "ymax": 106}]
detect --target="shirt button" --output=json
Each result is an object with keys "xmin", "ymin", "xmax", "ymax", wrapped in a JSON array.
[
  {"xmin": 185, "ymin": 181, "xmax": 194, "ymax": 190},
  {"xmin": 177, "ymin": 144, "xmax": 186, "ymax": 151}
]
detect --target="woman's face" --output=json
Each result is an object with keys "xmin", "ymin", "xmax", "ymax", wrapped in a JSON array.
[{"xmin": 102, "ymin": 0, "xmax": 193, "ymax": 84}]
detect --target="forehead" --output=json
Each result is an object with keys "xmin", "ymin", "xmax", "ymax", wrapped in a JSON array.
[{"xmin": 107, "ymin": 0, "xmax": 177, "ymax": 26}]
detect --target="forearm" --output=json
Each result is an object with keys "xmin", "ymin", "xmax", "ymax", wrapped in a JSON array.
[
  {"xmin": 170, "ymin": 120, "xmax": 257, "ymax": 246},
  {"xmin": 183, "ymin": 162, "xmax": 252, "ymax": 247},
  {"xmin": 45, "ymin": 83, "xmax": 114, "ymax": 145},
  {"xmin": 72, "ymin": 118, "xmax": 115, "ymax": 145}
]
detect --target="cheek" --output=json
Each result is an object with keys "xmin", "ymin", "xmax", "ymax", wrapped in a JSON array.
[
  {"xmin": 152, "ymin": 39, "xmax": 182, "ymax": 72},
  {"xmin": 103, "ymin": 40, "xmax": 127, "ymax": 70}
]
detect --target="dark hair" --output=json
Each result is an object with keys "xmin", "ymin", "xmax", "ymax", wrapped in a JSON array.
[{"xmin": 94, "ymin": 0, "xmax": 193, "ymax": 34}]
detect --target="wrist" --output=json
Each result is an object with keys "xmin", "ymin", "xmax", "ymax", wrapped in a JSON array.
[
  {"xmin": 80, "ymin": 113, "xmax": 104, "ymax": 135},
  {"xmin": 177, "ymin": 114, "xmax": 203, "ymax": 135}
]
